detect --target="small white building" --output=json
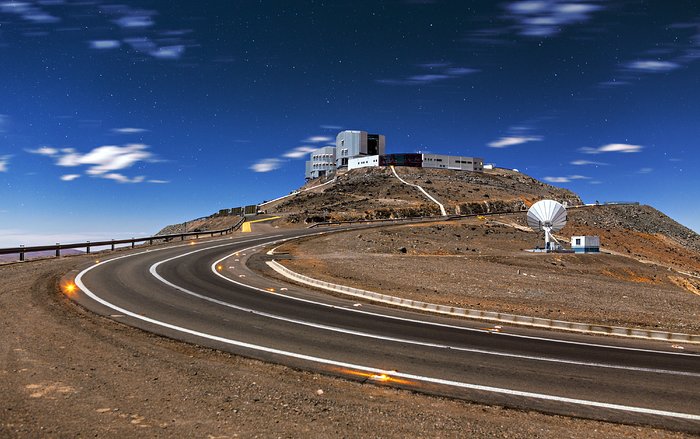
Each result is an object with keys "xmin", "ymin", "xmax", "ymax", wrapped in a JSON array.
[
  {"xmin": 348, "ymin": 155, "xmax": 379, "ymax": 170},
  {"xmin": 571, "ymin": 236, "xmax": 600, "ymax": 253}
]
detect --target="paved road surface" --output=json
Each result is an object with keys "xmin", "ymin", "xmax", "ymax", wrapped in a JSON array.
[{"xmin": 68, "ymin": 228, "xmax": 700, "ymax": 433}]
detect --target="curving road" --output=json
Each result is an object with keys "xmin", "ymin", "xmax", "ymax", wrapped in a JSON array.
[{"xmin": 68, "ymin": 228, "xmax": 700, "ymax": 433}]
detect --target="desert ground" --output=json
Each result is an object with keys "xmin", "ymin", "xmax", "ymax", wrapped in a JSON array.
[{"xmin": 1, "ymin": 238, "xmax": 694, "ymax": 438}]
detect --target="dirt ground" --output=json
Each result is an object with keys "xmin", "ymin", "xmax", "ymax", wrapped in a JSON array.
[
  {"xmin": 278, "ymin": 216, "xmax": 700, "ymax": 334},
  {"xmin": 1, "ymin": 245, "xmax": 693, "ymax": 437}
]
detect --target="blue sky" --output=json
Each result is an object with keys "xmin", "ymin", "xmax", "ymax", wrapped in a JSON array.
[{"xmin": 1, "ymin": 0, "xmax": 699, "ymax": 246}]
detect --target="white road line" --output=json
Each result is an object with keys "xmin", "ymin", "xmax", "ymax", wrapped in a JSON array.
[
  {"xmin": 142, "ymin": 246, "xmax": 700, "ymax": 377},
  {"xmin": 74, "ymin": 253, "xmax": 700, "ymax": 422},
  {"xmin": 209, "ymin": 242, "xmax": 700, "ymax": 358}
]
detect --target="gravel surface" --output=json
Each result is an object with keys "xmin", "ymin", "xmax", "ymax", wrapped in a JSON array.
[
  {"xmin": 1, "ymin": 243, "xmax": 693, "ymax": 437},
  {"xmin": 278, "ymin": 216, "xmax": 700, "ymax": 334}
]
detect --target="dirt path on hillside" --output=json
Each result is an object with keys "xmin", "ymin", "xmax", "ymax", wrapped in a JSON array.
[{"xmin": 0, "ymin": 251, "xmax": 692, "ymax": 438}]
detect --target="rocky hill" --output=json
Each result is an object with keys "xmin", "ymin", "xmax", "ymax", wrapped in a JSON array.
[{"xmin": 267, "ymin": 167, "xmax": 582, "ymax": 223}]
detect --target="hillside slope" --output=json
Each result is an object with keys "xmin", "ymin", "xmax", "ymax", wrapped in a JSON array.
[{"xmin": 267, "ymin": 167, "xmax": 582, "ymax": 223}]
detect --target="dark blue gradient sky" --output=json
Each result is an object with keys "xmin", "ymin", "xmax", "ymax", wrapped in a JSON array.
[{"xmin": 1, "ymin": 0, "xmax": 699, "ymax": 245}]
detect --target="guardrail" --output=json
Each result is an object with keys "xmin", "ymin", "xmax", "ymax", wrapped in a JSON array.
[
  {"xmin": 267, "ymin": 260, "xmax": 700, "ymax": 344},
  {"xmin": 0, "ymin": 217, "xmax": 246, "ymax": 262}
]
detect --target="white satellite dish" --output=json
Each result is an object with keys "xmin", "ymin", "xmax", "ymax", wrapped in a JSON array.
[{"xmin": 527, "ymin": 200, "xmax": 567, "ymax": 252}]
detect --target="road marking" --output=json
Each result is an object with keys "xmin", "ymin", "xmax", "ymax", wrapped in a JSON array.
[
  {"xmin": 210, "ymin": 243, "xmax": 700, "ymax": 359},
  {"xmin": 141, "ymin": 248, "xmax": 700, "ymax": 378},
  {"xmin": 73, "ymin": 256, "xmax": 700, "ymax": 422}
]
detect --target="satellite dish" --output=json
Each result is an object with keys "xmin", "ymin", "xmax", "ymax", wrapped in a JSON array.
[{"xmin": 527, "ymin": 200, "xmax": 567, "ymax": 252}]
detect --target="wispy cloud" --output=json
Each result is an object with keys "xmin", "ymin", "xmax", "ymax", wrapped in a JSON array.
[
  {"xmin": 503, "ymin": 1, "xmax": 604, "ymax": 37},
  {"xmin": 637, "ymin": 167, "xmax": 653, "ymax": 174},
  {"xmin": 283, "ymin": 146, "xmax": 317, "ymax": 159},
  {"xmin": 320, "ymin": 125, "xmax": 342, "ymax": 130},
  {"xmin": 147, "ymin": 179, "xmax": 169, "ymax": 184},
  {"xmin": 60, "ymin": 174, "xmax": 80, "ymax": 181},
  {"xmin": 570, "ymin": 159, "xmax": 608, "ymax": 166},
  {"xmin": 28, "ymin": 143, "xmax": 162, "ymax": 183},
  {"xmin": 251, "ymin": 158, "xmax": 283, "ymax": 173},
  {"xmin": 579, "ymin": 143, "xmax": 643, "ymax": 154},
  {"xmin": 625, "ymin": 60, "xmax": 681, "ymax": 73},
  {"xmin": 543, "ymin": 174, "xmax": 590, "ymax": 183},
  {"xmin": 377, "ymin": 63, "xmax": 478, "ymax": 86},
  {"xmin": 0, "ymin": 155, "xmax": 10, "ymax": 172},
  {"xmin": 112, "ymin": 127, "xmax": 148, "ymax": 134},
  {"xmin": 304, "ymin": 136, "xmax": 332, "ymax": 143},
  {"xmin": 90, "ymin": 40, "xmax": 121, "ymax": 50},
  {"xmin": 488, "ymin": 135, "xmax": 543, "ymax": 148},
  {"xmin": 0, "ymin": 1, "xmax": 60, "ymax": 24},
  {"xmin": 101, "ymin": 173, "xmax": 145, "ymax": 184}
]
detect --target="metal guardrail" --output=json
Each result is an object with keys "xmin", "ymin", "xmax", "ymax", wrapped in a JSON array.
[{"xmin": 0, "ymin": 217, "xmax": 246, "ymax": 262}]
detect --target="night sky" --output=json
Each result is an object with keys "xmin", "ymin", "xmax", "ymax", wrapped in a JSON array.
[{"xmin": 1, "ymin": 1, "xmax": 699, "ymax": 246}]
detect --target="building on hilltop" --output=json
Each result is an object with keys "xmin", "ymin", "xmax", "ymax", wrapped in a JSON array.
[
  {"xmin": 335, "ymin": 130, "xmax": 386, "ymax": 168},
  {"xmin": 305, "ymin": 146, "xmax": 336, "ymax": 180},
  {"xmin": 305, "ymin": 130, "xmax": 484, "ymax": 179}
]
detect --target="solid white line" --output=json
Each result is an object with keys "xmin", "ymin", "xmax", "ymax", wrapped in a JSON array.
[
  {"xmin": 390, "ymin": 165, "xmax": 447, "ymax": 216},
  {"xmin": 209, "ymin": 243, "xmax": 700, "ymax": 359},
  {"xmin": 73, "ymin": 253, "xmax": 700, "ymax": 422},
  {"xmin": 142, "ymin": 247, "xmax": 700, "ymax": 377}
]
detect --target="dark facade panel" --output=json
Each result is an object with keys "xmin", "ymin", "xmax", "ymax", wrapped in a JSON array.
[{"xmin": 379, "ymin": 153, "xmax": 423, "ymax": 167}]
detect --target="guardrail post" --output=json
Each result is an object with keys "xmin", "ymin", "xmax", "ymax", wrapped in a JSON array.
[
  {"xmin": 86, "ymin": 241, "xmax": 91, "ymax": 254},
  {"xmin": 211, "ymin": 232, "xmax": 214, "ymax": 237},
  {"xmin": 196, "ymin": 233, "xmax": 199, "ymax": 239},
  {"xmin": 19, "ymin": 245, "xmax": 24, "ymax": 262},
  {"xmin": 149, "ymin": 238, "xmax": 153, "ymax": 245},
  {"xmin": 111, "ymin": 240, "xmax": 115, "ymax": 251},
  {"xmin": 131, "ymin": 239, "xmax": 135, "ymax": 249},
  {"xmin": 56, "ymin": 243, "xmax": 60, "ymax": 257},
  {"xmin": 181, "ymin": 234, "xmax": 184, "ymax": 241}
]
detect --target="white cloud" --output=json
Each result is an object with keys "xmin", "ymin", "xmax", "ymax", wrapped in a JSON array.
[
  {"xmin": 377, "ymin": 63, "xmax": 478, "ymax": 85},
  {"xmin": 304, "ymin": 136, "xmax": 332, "ymax": 143},
  {"xmin": 637, "ymin": 167, "xmax": 653, "ymax": 174},
  {"xmin": 112, "ymin": 127, "xmax": 148, "ymax": 134},
  {"xmin": 283, "ymin": 146, "xmax": 316, "ymax": 159},
  {"xmin": 505, "ymin": 0, "xmax": 603, "ymax": 37},
  {"xmin": 0, "ymin": 155, "xmax": 10, "ymax": 172},
  {"xmin": 147, "ymin": 179, "xmax": 169, "ymax": 184},
  {"xmin": 488, "ymin": 135, "xmax": 543, "ymax": 148},
  {"xmin": 570, "ymin": 159, "xmax": 608, "ymax": 166},
  {"xmin": 251, "ymin": 158, "xmax": 282, "ymax": 173},
  {"xmin": 29, "ymin": 143, "xmax": 161, "ymax": 183},
  {"xmin": 60, "ymin": 174, "xmax": 80, "ymax": 181},
  {"xmin": 151, "ymin": 45, "xmax": 185, "ymax": 59},
  {"xmin": 580, "ymin": 143, "xmax": 643, "ymax": 154},
  {"xmin": 27, "ymin": 146, "xmax": 59, "ymax": 156},
  {"xmin": 90, "ymin": 40, "xmax": 121, "ymax": 50},
  {"xmin": 626, "ymin": 60, "xmax": 680, "ymax": 73},
  {"xmin": 1, "ymin": 1, "xmax": 60, "ymax": 23},
  {"xmin": 543, "ymin": 174, "xmax": 590, "ymax": 183},
  {"xmin": 114, "ymin": 15, "xmax": 154, "ymax": 28},
  {"xmin": 101, "ymin": 173, "xmax": 145, "ymax": 184},
  {"xmin": 543, "ymin": 176, "xmax": 571, "ymax": 183}
]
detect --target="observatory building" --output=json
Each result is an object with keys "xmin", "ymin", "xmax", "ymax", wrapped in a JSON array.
[
  {"xmin": 304, "ymin": 130, "xmax": 484, "ymax": 179},
  {"xmin": 571, "ymin": 236, "xmax": 600, "ymax": 253}
]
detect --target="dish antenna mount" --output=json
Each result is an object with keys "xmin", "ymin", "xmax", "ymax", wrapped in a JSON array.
[{"xmin": 527, "ymin": 200, "xmax": 567, "ymax": 252}]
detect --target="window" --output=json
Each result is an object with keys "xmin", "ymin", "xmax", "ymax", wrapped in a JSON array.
[{"xmin": 575, "ymin": 238, "xmax": 581, "ymax": 245}]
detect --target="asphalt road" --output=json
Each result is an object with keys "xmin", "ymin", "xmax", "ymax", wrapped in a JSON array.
[{"xmin": 69, "ymin": 227, "xmax": 700, "ymax": 433}]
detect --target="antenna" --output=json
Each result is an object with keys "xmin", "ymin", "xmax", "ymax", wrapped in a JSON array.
[{"xmin": 527, "ymin": 199, "xmax": 567, "ymax": 252}]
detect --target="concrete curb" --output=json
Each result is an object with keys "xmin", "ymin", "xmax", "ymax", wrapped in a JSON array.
[{"xmin": 266, "ymin": 260, "xmax": 700, "ymax": 345}]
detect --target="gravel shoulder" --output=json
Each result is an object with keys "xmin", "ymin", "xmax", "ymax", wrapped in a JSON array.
[
  {"xmin": 277, "ymin": 216, "xmax": 700, "ymax": 334},
  {"xmin": 0, "ymin": 242, "xmax": 693, "ymax": 437}
]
